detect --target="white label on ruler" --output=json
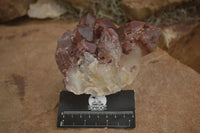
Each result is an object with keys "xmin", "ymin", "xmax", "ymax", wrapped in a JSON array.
[{"xmin": 88, "ymin": 95, "xmax": 107, "ymax": 111}]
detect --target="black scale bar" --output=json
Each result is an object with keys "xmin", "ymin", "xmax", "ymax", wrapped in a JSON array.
[{"xmin": 57, "ymin": 90, "xmax": 135, "ymax": 129}]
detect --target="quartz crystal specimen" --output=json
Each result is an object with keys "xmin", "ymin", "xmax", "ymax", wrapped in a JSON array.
[{"xmin": 55, "ymin": 13, "xmax": 161, "ymax": 96}]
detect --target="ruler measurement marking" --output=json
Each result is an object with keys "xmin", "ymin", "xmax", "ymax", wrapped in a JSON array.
[
  {"xmin": 60, "ymin": 111, "xmax": 134, "ymax": 127},
  {"xmin": 61, "ymin": 124, "xmax": 132, "ymax": 128},
  {"xmin": 60, "ymin": 121, "xmax": 63, "ymax": 126},
  {"xmin": 62, "ymin": 111, "xmax": 133, "ymax": 115}
]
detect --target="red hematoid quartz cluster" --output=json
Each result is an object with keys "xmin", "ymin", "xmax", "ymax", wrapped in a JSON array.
[{"xmin": 55, "ymin": 13, "xmax": 161, "ymax": 96}]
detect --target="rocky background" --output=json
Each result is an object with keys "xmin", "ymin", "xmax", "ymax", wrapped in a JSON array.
[
  {"xmin": 0, "ymin": 0, "xmax": 200, "ymax": 133},
  {"xmin": 1, "ymin": 0, "xmax": 200, "ymax": 72}
]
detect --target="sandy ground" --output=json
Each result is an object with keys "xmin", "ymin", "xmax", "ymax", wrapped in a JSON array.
[{"xmin": 0, "ymin": 19, "xmax": 200, "ymax": 133}]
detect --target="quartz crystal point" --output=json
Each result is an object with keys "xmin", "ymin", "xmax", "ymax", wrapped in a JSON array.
[{"xmin": 55, "ymin": 13, "xmax": 161, "ymax": 96}]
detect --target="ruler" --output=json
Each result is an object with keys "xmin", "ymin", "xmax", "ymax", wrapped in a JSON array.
[{"xmin": 57, "ymin": 90, "xmax": 135, "ymax": 129}]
